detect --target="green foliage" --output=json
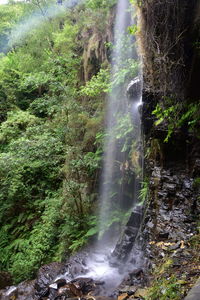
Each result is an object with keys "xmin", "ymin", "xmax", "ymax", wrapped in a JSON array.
[
  {"xmin": 98, "ymin": 209, "xmax": 132, "ymax": 239},
  {"xmin": 153, "ymin": 99, "xmax": 200, "ymax": 142},
  {"xmin": 0, "ymin": 2, "xmax": 25, "ymax": 52},
  {"xmin": 0, "ymin": 109, "xmax": 39, "ymax": 144},
  {"xmin": 0, "ymin": 0, "xmax": 104, "ymax": 281},
  {"xmin": 145, "ymin": 258, "xmax": 185, "ymax": 300},
  {"xmin": 139, "ymin": 180, "xmax": 149, "ymax": 205},
  {"xmin": 193, "ymin": 177, "xmax": 200, "ymax": 188},
  {"xmin": 146, "ymin": 275, "xmax": 183, "ymax": 300},
  {"xmin": 128, "ymin": 24, "xmax": 138, "ymax": 35},
  {"xmin": 85, "ymin": 0, "xmax": 117, "ymax": 10},
  {"xmin": 61, "ymin": 215, "xmax": 98, "ymax": 253},
  {"xmin": 80, "ymin": 68, "xmax": 110, "ymax": 97},
  {"xmin": 112, "ymin": 58, "xmax": 138, "ymax": 88},
  {"xmin": 0, "ymin": 0, "xmax": 139, "ymax": 283},
  {"xmin": 6, "ymin": 194, "xmax": 63, "ymax": 282}
]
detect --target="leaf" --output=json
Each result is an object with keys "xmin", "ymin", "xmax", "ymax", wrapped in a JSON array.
[{"xmin": 85, "ymin": 227, "xmax": 98, "ymax": 237}]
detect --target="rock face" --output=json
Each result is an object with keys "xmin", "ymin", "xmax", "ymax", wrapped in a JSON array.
[
  {"xmin": 144, "ymin": 167, "xmax": 199, "ymax": 243},
  {"xmin": 139, "ymin": 0, "xmax": 198, "ymax": 98},
  {"xmin": 126, "ymin": 77, "xmax": 142, "ymax": 101},
  {"xmin": 139, "ymin": 2, "xmax": 200, "ymax": 297},
  {"xmin": 110, "ymin": 205, "xmax": 143, "ymax": 265}
]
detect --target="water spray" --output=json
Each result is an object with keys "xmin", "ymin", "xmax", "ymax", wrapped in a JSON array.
[{"xmin": 1, "ymin": 0, "xmax": 84, "ymax": 53}]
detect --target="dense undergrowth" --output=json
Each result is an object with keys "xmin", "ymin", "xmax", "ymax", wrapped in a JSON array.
[{"xmin": 0, "ymin": 0, "xmax": 139, "ymax": 283}]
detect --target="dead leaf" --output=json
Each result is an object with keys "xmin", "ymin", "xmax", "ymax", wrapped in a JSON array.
[
  {"xmin": 118, "ymin": 293, "xmax": 129, "ymax": 300},
  {"xmin": 180, "ymin": 240, "xmax": 185, "ymax": 249}
]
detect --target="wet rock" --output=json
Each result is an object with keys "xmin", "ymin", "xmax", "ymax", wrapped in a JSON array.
[
  {"xmin": 48, "ymin": 287, "xmax": 58, "ymax": 300},
  {"xmin": 0, "ymin": 286, "xmax": 18, "ymax": 300},
  {"xmin": 183, "ymin": 179, "xmax": 193, "ymax": 190},
  {"xmin": 126, "ymin": 77, "xmax": 142, "ymax": 100},
  {"xmin": 163, "ymin": 183, "xmax": 176, "ymax": 193},
  {"xmin": 61, "ymin": 250, "xmax": 89, "ymax": 279},
  {"xmin": 158, "ymin": 231, "xmax": 169, "ymax": 240},
  {"xmin": 146, "ymin": 221, "xmax": 154, "ymax": 229},
  {"xmin": 0, "ymin": 272, "xmax": 12, "ymax": 290},
  {"xmin": 126, "ymin": 206, "xmax": 143, "ymax": 228},
  {"xmin": 57, "ymin": 284, "xmax": 76, "ymax": 298},
  {"xmin": 49, "ymin": 278, "xmax": 67, "ymax": 291},
  {"xmin": 169, "ymin": 242, "xmax": 181, "ymax": 250},
  {"xmin": 16, "ymin": 280, "xmax": 35, "ymax": 300},
  {"xmin": 0, "ymin": 280, "xmax": 35, "ymax": 300},
  {"xmin": 110, "ymin": 206, "xmax": 143, "ymax": 264},
  {"xmin": 35, "ymin": 262, "xmax": 64, "ymax": 299},
  {"xmin": 71, "ymin": 277, "xmax": 95, "ymax": 295},
  {"xmin": 118, "ymin": 286, "xmax": 137, "ymax": 295},
  {"xmin": 157, "ymin": 191, "xmax": 168, "ymax": 198},
  {"xmin": 68, "ymin": 282, "xmax": 83, "ymax": 297},
  {"xmin": 184, "ymin": 277, "xmax": 200, "ymax": 300}
]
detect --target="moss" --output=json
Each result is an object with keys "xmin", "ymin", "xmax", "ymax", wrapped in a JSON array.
[
  {"xmin": 145, "ymin": 257, "xmax": 184, "ymax": 300},
  {"xmin": 146, "ymin": 275, "xmax": 183, "ymax": 300},
  {"xmin": 193, "ymin": 177, "xmax": 200, "ymax": 188}
]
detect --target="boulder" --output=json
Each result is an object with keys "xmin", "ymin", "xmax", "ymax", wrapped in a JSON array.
[{"xmin": 34, "ymin": 262, "xmax": 64, "ymax": 299}]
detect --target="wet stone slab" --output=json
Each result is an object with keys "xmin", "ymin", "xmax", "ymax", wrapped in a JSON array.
[{"xmin": 184, "ymin": 278, "xmax": 200, "ymax": 300}]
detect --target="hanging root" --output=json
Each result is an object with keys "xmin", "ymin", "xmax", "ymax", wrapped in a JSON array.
[{"xmin": 138, "ymin": 0, "xmax": 197, "ymax": 99}]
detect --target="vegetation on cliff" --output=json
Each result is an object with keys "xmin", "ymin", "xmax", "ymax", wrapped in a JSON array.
[{"xmin": 0, "ymin": 0, "xmax": 139, "ymax": 283}]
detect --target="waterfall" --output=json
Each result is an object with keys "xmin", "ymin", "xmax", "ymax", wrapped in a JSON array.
[
  {"xmin": 81, "ymin": 0, "xmax": 143, "ymax": 293},
  {"xmin": 98, "ymin": 0, "xmax": 142, "ymax": 246}
]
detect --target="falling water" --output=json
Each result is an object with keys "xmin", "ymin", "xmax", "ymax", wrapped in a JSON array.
[
  {"xmin": 80, "ymin": 0, "xmax": 143, "ymax": 294},
  {"xmin": 98, "ymin": 0, "xmax": 142, "ymax": 246}
]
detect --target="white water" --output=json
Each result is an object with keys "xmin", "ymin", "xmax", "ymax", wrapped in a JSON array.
[
  {"xmin": 98, "ymin": 0, "xmax": 142, "ymax": 245},
  {"xmin": 79, "ymin": 0, "xmax": 143, "ymax": 293}
]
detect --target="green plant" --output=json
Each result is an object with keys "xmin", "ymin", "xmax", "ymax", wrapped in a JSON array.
[
  {"xmin": 80, "ymin": 68, "xmax": 110, "ymax": 98},
  {"xmin": 98, "ymin": 209, "xmax": 132, "ymax": 239},
  {"xmin": 139, "ymin": 180, "xmax": 149, "ymax": 205},
  {"xmin": 85, "ymin": 0, "xmax": 117, "ymax": 10},
  {"xmin": 152, "ymin": 100, "xmax": 200, "ymax": 142},
  {"xmin": 146, "ymin": 275, "xmax": 182, "ymax": 300}
]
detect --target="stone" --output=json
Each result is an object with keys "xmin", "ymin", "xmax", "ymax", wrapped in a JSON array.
[
  {"xmin": 0, "ymin": 272, "xmax": 12, "ymax": 289},
  {"xmin": 163, "ymin": 183, "xmax": 176, "ymax": 193},
  {"xmin": 183, "ymin": 179, "xmax": 191, "ymax": 189},
  {"xmin": 34, "ymin": 262, "xmax": 64, "ymax": 299},
  {"xmin": 71, "ymin": 277, "xmax": 95, "ymax": 295},
  {"xmin": 134, "ymin": 288, "xmax": 148, "ymax": 298},
  {"xmin": 184, "ymin": 278, "xmax": 200, "ymax": 300},
  {"xmin": 119, "ymin": 286, "xmax": 137, "ymax": 294},
  {"xmin": 0, "ymin": 280, "xmax": 35, "ymax": 300},
  {"xmin": 57, "ymin": 284, "xmax": 75, "ymax": 298},
  {"xmin": 126, "ymin": 77, "xmax": 142, "ymax": 100}
]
